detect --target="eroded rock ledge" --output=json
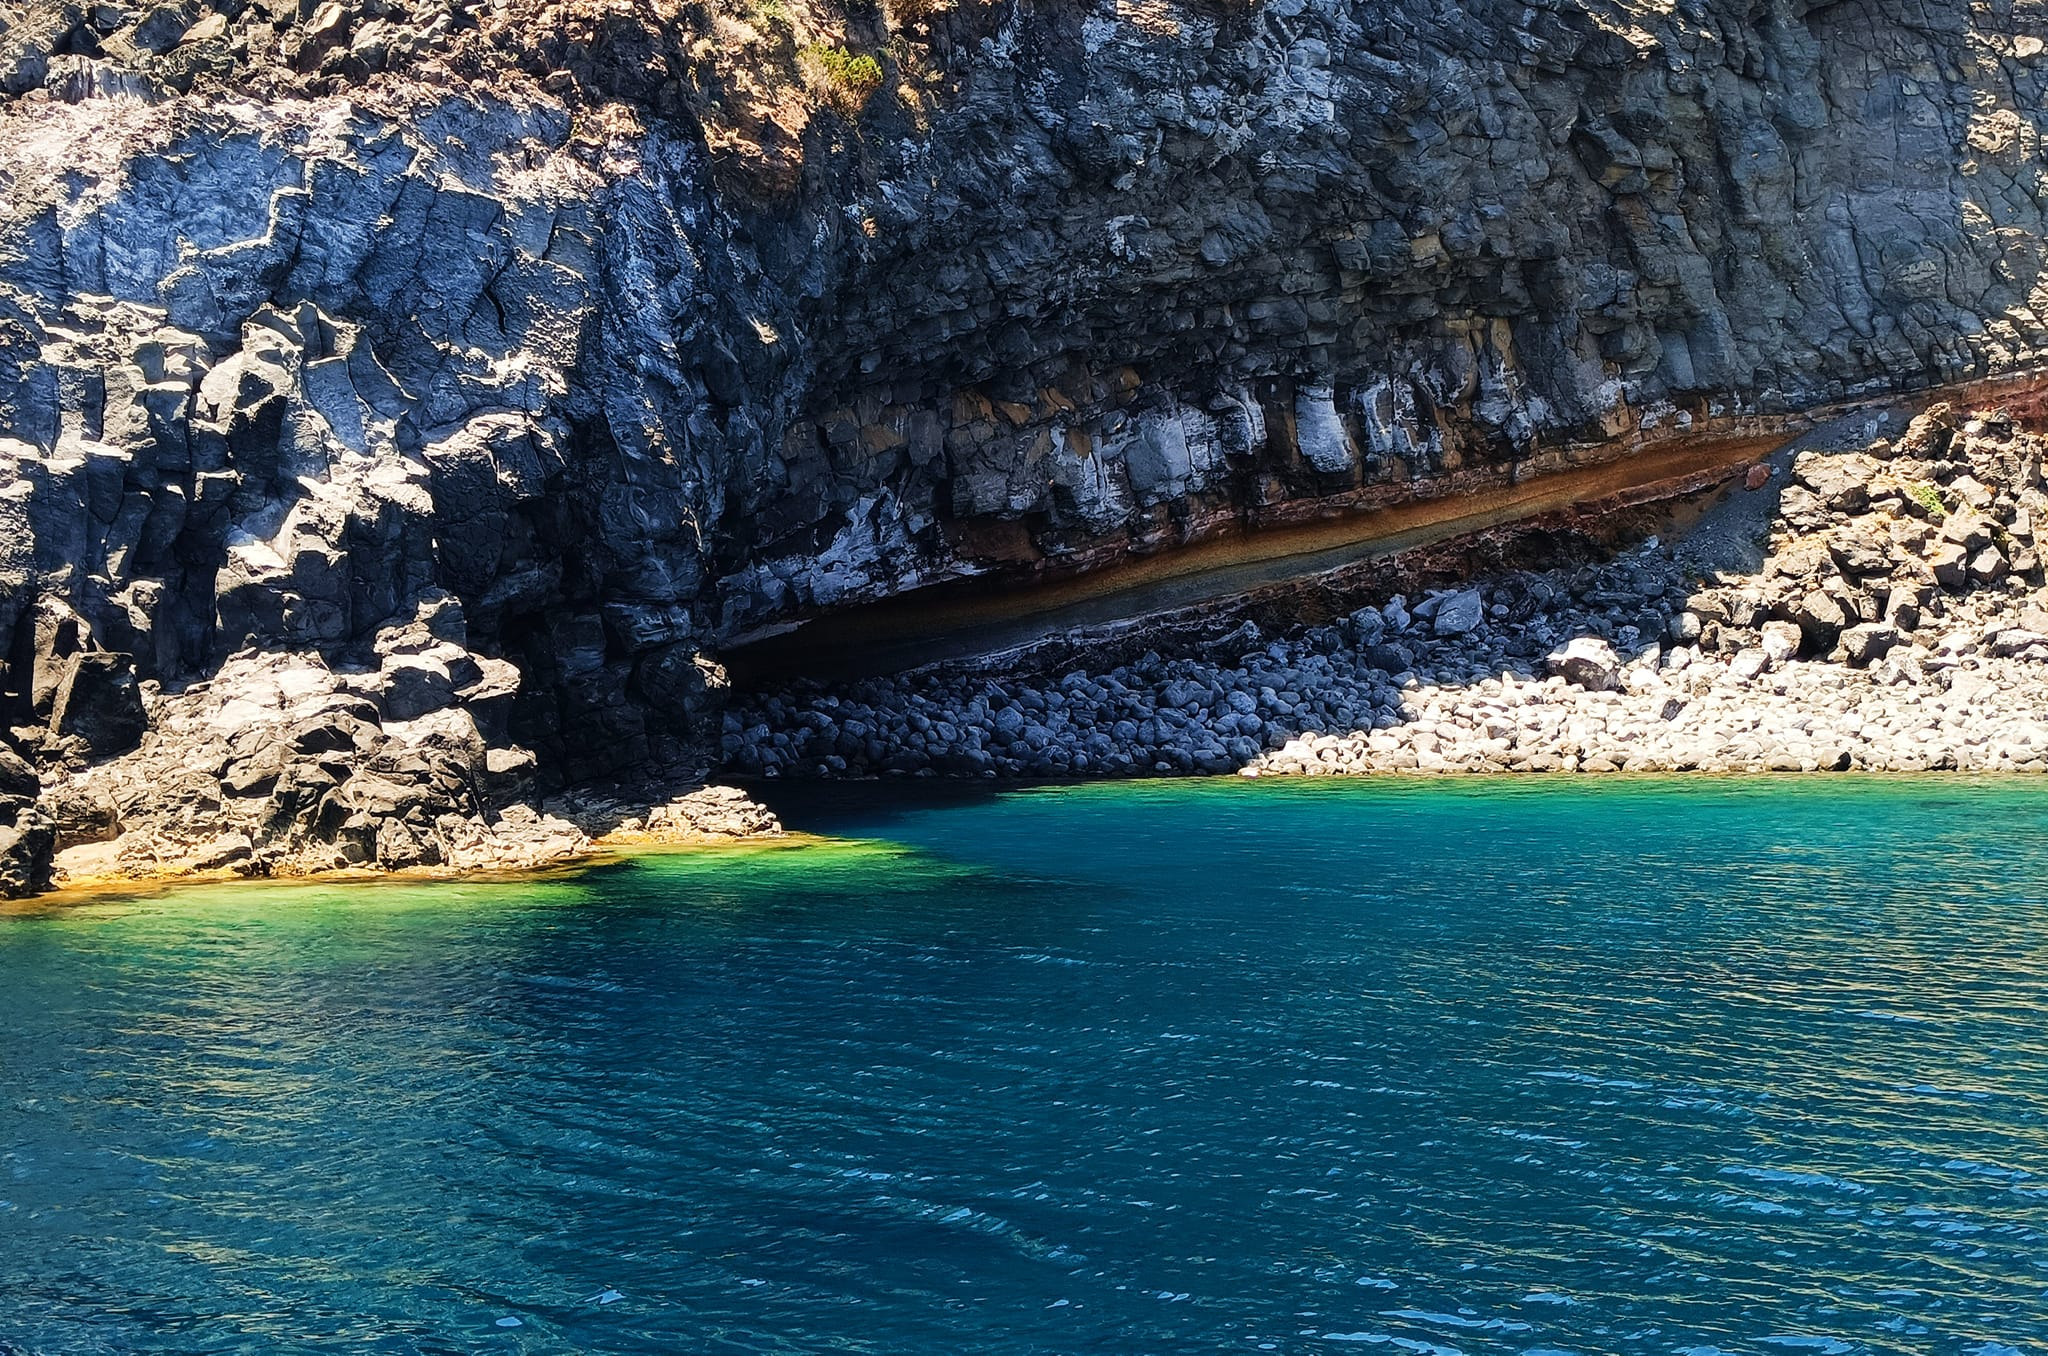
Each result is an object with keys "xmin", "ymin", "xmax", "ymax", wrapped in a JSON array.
[
  {"xmin": 5, "ymin": 0, "xmax": 2048, "ymax": 894},
  {"xmin": 727, "ymin": 402, "xmax": 2048, "ymax": 777},
  {"xmin": 38, "ymin": 623, "xmax": 788, "ymax": 889}
]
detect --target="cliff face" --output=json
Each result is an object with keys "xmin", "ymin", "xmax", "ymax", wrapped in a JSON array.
[{"xmin": 0, "ymin": 0, "xmax": 2044, "ymax": 871}]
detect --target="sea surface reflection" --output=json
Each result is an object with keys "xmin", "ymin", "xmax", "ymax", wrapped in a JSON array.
[{"xmin": 3, "ymin": 777, "xmax": 2047, "ymax": 1354}]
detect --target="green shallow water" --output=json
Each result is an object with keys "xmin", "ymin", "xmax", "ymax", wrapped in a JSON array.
[{"xmin": 4, "ymin": 777, "xmax": 2048, "ymax": 1354}]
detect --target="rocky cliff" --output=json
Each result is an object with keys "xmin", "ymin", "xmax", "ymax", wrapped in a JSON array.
[{"xmin": 1, "ymin": 0, "xmax": 2044, "ymax": 890}]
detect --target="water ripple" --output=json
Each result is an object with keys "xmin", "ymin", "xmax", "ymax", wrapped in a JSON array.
[{"xmin": 3, "ymin": 778, "xmax": 2048, "ymax": 1354}]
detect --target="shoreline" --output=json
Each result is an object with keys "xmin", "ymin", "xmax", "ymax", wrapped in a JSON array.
[
  {"xmin": 19, "ymin": 765, "xmax": 2046, "ymax": 910},
  {"xmin": 19, "ymin": 400, "xmax": 2048, "ymax": 904},
  {"xmin": 33, "ymin": 781, "xmax": 793, "ymax": 904},
  {"xmin": 22, "ymin": 825, "xmax": 830, "ymax": 912}
]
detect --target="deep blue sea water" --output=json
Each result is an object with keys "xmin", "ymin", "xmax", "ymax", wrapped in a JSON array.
[{"xmin": 4, "ymin": 777, "xmax": 2048, "ymax": 1355}]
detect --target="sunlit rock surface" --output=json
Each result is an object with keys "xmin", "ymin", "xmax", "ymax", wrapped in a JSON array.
[{"xmin": 2, "ymin": 0, "xmax": 2046, "ymax": 889}]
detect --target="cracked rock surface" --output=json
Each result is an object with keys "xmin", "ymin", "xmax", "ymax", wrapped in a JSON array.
[{"xmin": 3, "ymin": 0, "xmax": 2048, "ymax": 892}]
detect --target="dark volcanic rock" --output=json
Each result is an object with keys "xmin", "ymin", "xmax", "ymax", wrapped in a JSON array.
[
  {"xmin": 0, "ymin": 739, "xmax": 37, "ymax": 803},
  {"xmin": 3, "ymin": 0, "xmax": 2048, "ymax": 887},
  {"xmin": 0, "ymin": 733, "xmax": 52, "ymax": 895},
  {"xmin": 48, "ymin": 651, "xmax": 147, "ymax": 758},
  {"xmin": 0, "ymin": 811, "xmax": 54, "ymax": 897}
]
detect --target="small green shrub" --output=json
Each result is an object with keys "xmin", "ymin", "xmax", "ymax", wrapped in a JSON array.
[
  {"xmin": 1909, "ymin": 482, "xmax": 1947, "ymax": 516},
  {"xmin": 800, "ymin": 43, "xmax": 884, "ymax": 113}
]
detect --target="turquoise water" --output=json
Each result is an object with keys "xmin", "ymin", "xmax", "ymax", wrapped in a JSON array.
[{"xmin": 4, "ymin": 779, "xmax": 2048, "ymax": 1355}]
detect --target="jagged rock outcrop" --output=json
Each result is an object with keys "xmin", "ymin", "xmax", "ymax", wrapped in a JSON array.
[
  {"xmin": 2, "ymin": 0, "xmax": 2047, "ymax": 891},
  {"xmin": 0, "ymin": 735, "xmax": 53, "ymax": 893}
]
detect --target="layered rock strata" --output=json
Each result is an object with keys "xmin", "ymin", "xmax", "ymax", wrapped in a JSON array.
[
  {"xmin": 5, "ymin": 0, "xmax": 2048, "ymax": 892},
  {"xmin": 727, "ymin": 402, "xmax": 2048, "ymax": 776}
]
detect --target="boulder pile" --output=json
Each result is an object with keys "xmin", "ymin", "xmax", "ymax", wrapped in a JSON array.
[{"xmin": 726, "ymin": 403, "xmax": 2048, "ymax": 778}]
